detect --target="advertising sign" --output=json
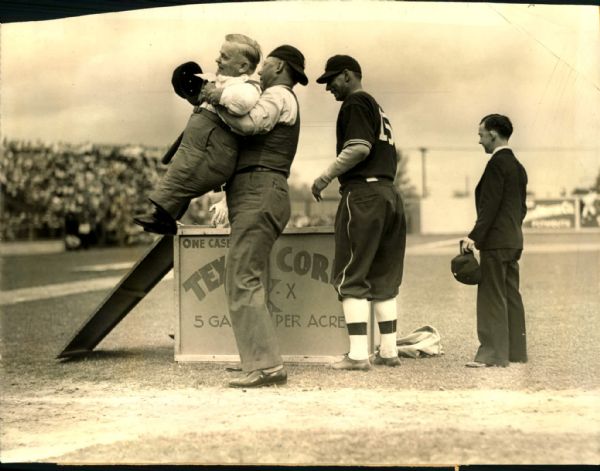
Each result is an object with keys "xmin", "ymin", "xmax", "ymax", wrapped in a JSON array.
[
  {"xmin": 175, "ymin": 227, "xmax": 351, "ymax": 363},
  {"xmin": 268, "ymin": 230, "xmax": 350, "ymax": 357},
  {"xmin": 176, "ymin": 231, "xmax": 234, "ymax": 359},
  {"xmin": 523, "ymin": 198, "xmax": 577, "ymax": 229}
]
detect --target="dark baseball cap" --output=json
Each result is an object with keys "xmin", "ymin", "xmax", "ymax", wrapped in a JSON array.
[
  {"xmin": 316, "ymin": 55, "xmax": 362, "ymax": 84},
  {"xmin": 268, "ymin": 45, "xmax": 308, "ymax": 86},
  {"xmin": 451, "ymin": 252, "xmax": 481, "ymax": 285}
]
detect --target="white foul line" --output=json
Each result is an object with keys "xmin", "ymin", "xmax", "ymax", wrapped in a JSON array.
[
  {"xmin": 0, "ymin": 270, "xmax": 174, "ymax": 306},
  {"xmin": 72, "ymin": 262, "xmax": 135, "ymax": 272}
]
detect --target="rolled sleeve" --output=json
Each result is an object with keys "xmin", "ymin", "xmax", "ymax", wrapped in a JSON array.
[
  {"xmin": 217, "ymin": 85, "xmax": 297, "ymax": 136},
  {"xmin": 219, "ymin": 82, "xmax": 261, "ymax": 116},
  {"xmin": 245, "ymin": 91, "xmax": 284, "ymax": 133}
]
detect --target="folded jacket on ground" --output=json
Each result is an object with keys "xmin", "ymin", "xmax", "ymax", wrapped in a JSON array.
[{"xmin": 395, "ymin": 325, "xmax": 444, "ymax": 358}]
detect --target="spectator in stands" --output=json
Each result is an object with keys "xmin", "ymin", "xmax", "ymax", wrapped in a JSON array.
[{"xmin": 0, "ymin": 139, "xmax": 167, "ymax": 245}]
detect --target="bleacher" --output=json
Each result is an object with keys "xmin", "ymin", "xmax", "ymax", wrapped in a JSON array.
[{"xmin": 0, "ymin": 140, "xmax": 168, "ymax": 247}]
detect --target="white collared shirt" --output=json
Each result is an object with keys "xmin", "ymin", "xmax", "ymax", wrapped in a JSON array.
[
  {"xmin": 491, "ymin": 145, "xmax": 511, "ymax": 157},
  {"xmin": 199, "ymin": 74, "xmax": 261, "ymax": 116},
  {"xmin": 215, "ymin": 84, "xmax": 299, "ymax": 136},
  {"xmin": 244, "ymin": 84, "xmax": 298, "ymax": 133}
]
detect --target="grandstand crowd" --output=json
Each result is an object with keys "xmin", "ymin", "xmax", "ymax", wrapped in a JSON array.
[
  {"xmin": 0, "ymin": 140, "xmax": 173, "ymax": 247},
  {"xmin": 0, "ymin": 139, "xmax": 336, "ymax": 249}
]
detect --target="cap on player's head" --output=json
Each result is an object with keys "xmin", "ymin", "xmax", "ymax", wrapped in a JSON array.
[
  {"xmin": 268, "ymin": 45, "xmax": 308, "ymax": 86},
  {"xmin": 316, "ymin": 55, "xmax": 362, "ymax": 84}
]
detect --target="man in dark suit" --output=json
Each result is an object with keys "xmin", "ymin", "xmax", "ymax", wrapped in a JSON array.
[{"xmin": 462, "ymin": 114, "xmax": 528, "ymax": 368}]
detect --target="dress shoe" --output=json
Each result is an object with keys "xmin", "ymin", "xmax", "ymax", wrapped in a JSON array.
[
  {"xmin": 465, "ymin": 361, "xmax": 494, "ymax": 368},
  {"xmin": 133, "ymin": 211, "xmax": 177, "ymax": 235},
  {"xmin": 228, "ymin": 368, "xmax": 287, "ymax": 388},
  {"xmin": 331, "ymin": 354, "xmax": 371, "ymax": 371},
  {"xmin": 372, "ymin": 352, "xmax": 401, "ymax": 367}
]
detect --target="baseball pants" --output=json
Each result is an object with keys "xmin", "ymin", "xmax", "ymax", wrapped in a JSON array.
[{"xmin": 333, "ymin": 180, "xmax": 406, "ymax": 301}]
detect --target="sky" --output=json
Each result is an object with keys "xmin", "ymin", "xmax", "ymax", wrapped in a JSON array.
[{"xmin": 2, "ymin": 1, "xmax": 599, "ymax": 198}]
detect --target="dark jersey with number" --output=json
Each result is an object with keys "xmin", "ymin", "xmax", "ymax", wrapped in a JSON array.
[{"xmin": 336, "ymin": 91, "xmax": 397, "ymax": 185}]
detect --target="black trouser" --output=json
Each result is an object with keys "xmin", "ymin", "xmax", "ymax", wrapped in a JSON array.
[{"xmin": 475, "ymin": 249, "xmax": 527, "ymax": 366}]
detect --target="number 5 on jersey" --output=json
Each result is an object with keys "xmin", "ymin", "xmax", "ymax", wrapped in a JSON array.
[{"xmin": 379, "ymin": 109, "xmax": 395, "ymax": 146}]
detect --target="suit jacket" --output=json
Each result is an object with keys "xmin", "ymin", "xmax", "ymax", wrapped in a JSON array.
[{"xmin": 468, "ymin": 148, "xmax": 528, "ymax": 250}]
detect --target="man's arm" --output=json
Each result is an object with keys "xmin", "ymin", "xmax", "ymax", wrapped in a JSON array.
[
  {"xmin": 209, "ymin": 197, "xmax": 229, "ymax": 227},
  {"xmin": 203, "ymin": 81, "xmax": 261, "ymax": 116},
  {"xmin": 520, "ymin": 165, "xmax": 528, "ymax": 222},
  {"xmin": 311, "ymin": 144, "xmax": 370, "ymax": 201},
  {"xmin": 468, "ymin": 159, "xmax": 504, "ymax": 248},
  {"xmin": 216, "ymin": 87, "xmax": 289, "ymax": 136},
  {"xmin": 312, "ymin": 100, "xmax": 375, "ymax": 201},
  {"xmin": 217, "ymin": 109, "xmax": 262, "ymax": 135},
  {"xmin": 219, "ymin": 82, "xmax": 261, "ymax": 116}
]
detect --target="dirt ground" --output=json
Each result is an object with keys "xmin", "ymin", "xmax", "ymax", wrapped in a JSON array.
[
  {"xmin": 2, "ymin": 380, "xmax": 599, "ymax": 465},
  {"xmin": 1, "ymin": 234, "xmax": 599, "ymax": 465}
]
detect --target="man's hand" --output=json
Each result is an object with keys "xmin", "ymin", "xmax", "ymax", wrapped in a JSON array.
[
  {"xmin": 311, "ymin": 176, "xmax": 330, "ymax": 202},
  {"xmin": 201, "ymin": 82, "xmax": 223, "ymax": 106},
  {"xmin": 460, "ymin": 237, "xmax": 476, "ymax": 254},
  {"xmin": 210, "ymin": 198, "xmax": 229, "ymax": 227}
]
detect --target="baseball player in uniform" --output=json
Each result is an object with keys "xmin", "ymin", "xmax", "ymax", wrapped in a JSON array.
[
  {"xmin": 312, "ymin": 55, "xmax": 406, "ymax": 370},
  {"xmin": 134, "ymin": 34, "xmax": 262, "ymax": 235}
]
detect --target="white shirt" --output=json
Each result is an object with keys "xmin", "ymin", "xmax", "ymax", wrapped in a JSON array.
[
  {"xmin": 491, "ymin": 145, "xmax": 511, "ymax": 157},
  {"xmin": 243, "ymin": 85, "xmax": 298, "ymax": 134},
  {"xmin": 199, "ymin": 74, "xmax": 261, "ymax": 116}
]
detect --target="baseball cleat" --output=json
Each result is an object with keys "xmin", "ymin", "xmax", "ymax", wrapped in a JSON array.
[
  {"xmin": 372, "ymin": 352, "xmax": 401, "ymax": 367},
  {"xmin": 331, "ymin": 354, "xmax": 371, "ymax": 371}
]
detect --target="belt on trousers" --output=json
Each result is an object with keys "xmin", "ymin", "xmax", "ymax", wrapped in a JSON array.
[
  {"xmin": 235, "ymin": 166, "xmax": 288, "ymax": 178},
  {"xmin": 345, "ymin": 176, "xmax": 394, "ymax": 184},
  {"xmin": 340, "ymin": 176, "xmax": 394, "ymax": 193}
]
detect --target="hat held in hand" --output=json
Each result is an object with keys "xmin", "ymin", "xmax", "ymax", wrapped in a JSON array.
[
  {"xmin": 171, "ymin": 61, "xmax": 205, "ymax": 104},
  {"xmin": 451, "ymin": 241, "xmax": 481, "ymax": 285}
]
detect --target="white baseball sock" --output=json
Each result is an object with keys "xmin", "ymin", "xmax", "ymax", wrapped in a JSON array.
[
  {"xmin": 342, "ymin": 297, "xmax": 370, "ymax": 361},
  {"xmin": 374, "ymin": 297, "xmax": 398, "ymax": 358}
]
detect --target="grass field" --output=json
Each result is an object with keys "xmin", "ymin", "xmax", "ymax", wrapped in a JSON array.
[{"xmin": 1, "ymin": 232, "xmax": 599, "ymax": 465}]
